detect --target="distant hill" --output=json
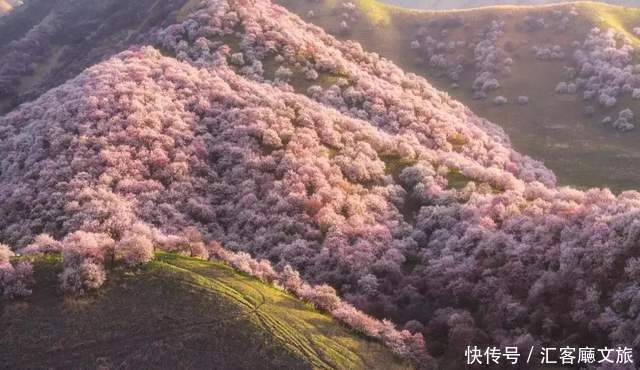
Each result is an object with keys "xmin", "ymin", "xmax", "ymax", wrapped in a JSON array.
[
  {"xmin": 0, "ymin": 253, "xmax": 409, "ymax": 369},
  {"xmin": 276, "ymin": 0, "xmax": 640, "ymax": 192},
  {"xmin": 381, "ymin": 0, "xmax": 639, "ymax": 10}
]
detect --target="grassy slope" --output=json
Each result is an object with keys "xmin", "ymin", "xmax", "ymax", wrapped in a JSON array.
[
  {"xmin": 275, "ymin": 0, "xmax": 640, "ymax": 193},
  {"xmin": 0, "ymin": 253, "xmax": 410, "ymax": 370}
]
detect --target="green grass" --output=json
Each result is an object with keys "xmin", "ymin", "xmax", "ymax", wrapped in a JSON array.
[
  {"xmin": 353, "ymin": 0, "xmax": 394, "ymax": 25},
  {"xmin": 446, "ymin": 169, "xmax": 503, "ymax": 194},
  {"xmin": 0, "ymin": 252, "xmax": 411, "ymax": 369},
  {"xmin": 446, "ymin": 169, "xmax": 472, "ymax": 190},
  {"xmin": 380, "ymin": 153, "xmax": 418, "ymax": 183},
  {"xmin": 577, "ymin": 2, "xmax": 640, "ymax": 45}
]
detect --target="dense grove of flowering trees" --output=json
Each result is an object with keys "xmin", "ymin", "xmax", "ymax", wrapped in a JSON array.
[
  {"xmin": 0, "ymin": 0, "xmax": 191, "ymax": 114},
  {"xmin": 2, "ymin": 0, "xmax": 640, "ymax": 366},
  {"xmin": 0, "ymin": 243, "xmax": 33, "ymax": 298},
  {"xmin": 574, "ymin": 28, "xmax": 636, "ymax": 106},
  {"xmin": 558, "ymin": 27, "xmax": 639, "ymax": 131},
  {"xmin": 471, "ymin": 20, "xmax": 511, "ymax": 100}
]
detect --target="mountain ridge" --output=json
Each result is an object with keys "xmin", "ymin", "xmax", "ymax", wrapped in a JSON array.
[
  {"xmin": 3, "ymin": 0, "xmax": 640, "ymax": 367},
  {"xmin": 275, "ymin": 0, "xmax": 640, "ymax": 192},
  {"xmin": 380, "ymin": 0, "xmax": 639, "ymax": 11}
]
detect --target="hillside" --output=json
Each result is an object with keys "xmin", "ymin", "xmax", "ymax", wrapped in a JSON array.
[
  {"xmin": 275, "ymin": 0, "xmax": 640, "ymax": 193},
  {"xmin": 0, "ymin": 0, "xmax": 191, "ymax": 113},
  {"xmin": 3, "ymin": 0, "xmax": 640, "ymax": 368},
  {"xmin": 5, "ymin": 0, "xmax": 638, "ymax": 192},
  {"xmin": 382, "ymin": 0, "xmax": 638, "ymax": 10},
  {"xmin": 0, "ymin": 252, "xmax": 408, "ymax": 369}
]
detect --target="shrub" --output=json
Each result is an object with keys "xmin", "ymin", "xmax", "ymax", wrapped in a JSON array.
[
  {"xmin": 612, "ymin": 108, "xmax": 635, "ymax": 132},
  {"xmin": 0, "ymin": 260, "xmax": 34, "ymax": 298},
  {"xmin": 493, "ymin": 96, "xmax": 508, "ymax": 106},
  {"xmin": 19, "ymin": 234, "xmax": 62, "ymax": 255},
  {"xmin": 60, "ymin": 260, "xmax": 106, "ymax": 294},
  {"xmin": 116, "ymin": 232, "xmax": 154, "ymax": 266},
  {"xmin": 563, "ymin": 28, "xmax": 637, "ymax": 112},
  {"xmin": 61, "ymin": 231, "xmax": 115, "ymax": 267}
]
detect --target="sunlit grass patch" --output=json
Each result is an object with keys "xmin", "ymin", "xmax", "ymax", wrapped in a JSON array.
[
  {"xmin": 380, "ymin": 153, "xmax": 418, "ymax": 182},
  {"xmin": 1, "ymin": 252, "xmax": 410, "ymax": 370},
  {"xmin": 577, "ymin": 2, "xmax": 640, "ymax": 46},
  {"xmin": 446, "ymin": 169, "xmax": 472, "ymax": 190},
  {"xmin": 354, "ymin": 0, "xmax": 393, "ymax": 25}
]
